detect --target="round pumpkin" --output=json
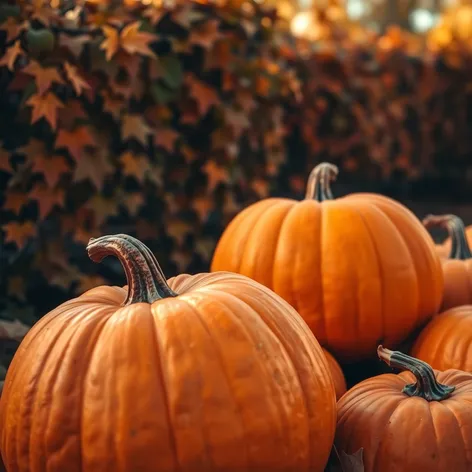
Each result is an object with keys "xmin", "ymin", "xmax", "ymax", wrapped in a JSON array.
[
  {"xmin": 211, "ymin": 162, "xmax": 444, "ymax": 361},
  {"xmin": 336, "ymin": 346, "xmax": 472, "ymax": 471},
  {"xmin": 322, "ymin": 349, "xmax": 347, "ymax": 400},
  {"xmin": 0, "ymin": 234, "xmax": 336, "ymax": 472},
  {"xmin": 423, "ymin": 214, "xmax": 472, "ymax": 310},
  {"xmin": 412, "ymin": 305, "xmax": 472, "ymax": 372}
]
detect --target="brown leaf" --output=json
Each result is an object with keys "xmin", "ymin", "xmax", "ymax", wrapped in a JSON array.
[
  {"xmin": 31, "ymin": 154, "xmax": 70, "ymax": 187},
  {"xmin": 153, "ymin": 127, "xmax": 179, "ymax": 153},
  {"xmin": 0, "ymin": 19, "xmax": 27, "ymax": 43},
  {"xmin": 3, "ymin": 191, "xmax": 29, "ymax": 215},
  {"xmin": 189, "ymin": 19, "xmax": 221, "ymax": 49},
  {"xmin": 7, "ymin": 276, "xmax": 27, "ymax": 302},
  {"xmin": 121, "ymin": 114, "xmax": 152, "ymax": 146},
  {"xmin": 57, "ymin": 99, "xmax": 87, "ymax": 128},
  {"xmin": 23, "ymin": 61, "xmax": 65, "ymax": 95},
  {"xmin": 76, "ymin": 275, "xmax": 108, "ymax": 295},
  {"xmin": 85, "ymin": 195, "xmax": 119, "ymax": 227},
  {"xmin": 49, "ymin": 265, "xmax": 82, "ymax": 291},
  {"xmin": 186, "ymin": 75, "xmax": 220, "ymax": 116},
  {"xmin": 102, "ymin": 92, "xmax": 124, "ymax": 120},
  {"xmin": 28, "ymin": 183, "xmax": 65, "ymax": 220},
  {"xmin": 203, "ymin": 160, "xmax": 230, "ymax": 192},
  {"xmin": 135, "ymin": 219, "xmax": 159, "ymax": 241},
  {"xmin": 119, "ymin": 151, "xmax": 150, "ymax": 183},
  {"xmin": 73, "ymin": 149, "xmax": 114, "ymax": 190},
  {"xmin": 26, "ymin": 92, "xmax": 64, "ymax": 130},
  {"xmin": 55, "ymin": 126, "xmax": 96, "ymax": 161},
  {"xmin": 59, "ymin": 34, "xmax": 89, "ymax": 58},
  {"xmin": 64, "ymin": 62, "xmax": 90, "ymax": 96},
  {"xmin": 0, "ymin": 41, "xmax": 24, "ymax": 71},
  {"xmin": 0, "ymin": 148, "xmax": 12, "ymax": 173},
  {"xmin": 120, "ymin": 192, "xmax": 144, "ymax": 216},
  {"xmin": 192, "ymin": 196, "xmax": 214, "ymax": 221},
  {"xmin": 2, "ymin": 221, "xmax": 36, "ymax": 249}
]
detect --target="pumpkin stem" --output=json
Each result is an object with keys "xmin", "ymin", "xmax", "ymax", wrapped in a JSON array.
[
  {"xmin": 422, "ymin": 214, "xmax": 472, "ymax": 260},
  {"xmin": 377, "ymin": 345, "xmax": 455, "ymax": 402},
  {"xmin": 305, "ymin": 162, "xmax": 339, "ymax": 201},
  {"xmin": 86, "ymin": 234, "xmax": 177, "ymax": 305}
]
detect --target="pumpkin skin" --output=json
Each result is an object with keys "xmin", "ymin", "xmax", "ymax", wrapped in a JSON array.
[
  {"xmin": 336, "ymin": 346, "xmax": 472, "ymax": 472},
  {"xmin": 0, "ymin": 234, "xmax": 336, "ymax": 472},
  {"xmin": 411, "ymin": 305, "xmax": 472, "ymax": 372},
  {"xmin": 211, "ymin": 162, "xmax": 444, "ymax": 361},
  {"xmin": 423, "ymin": 214, "xmax": 472, "ymax": 310},
  {"xmin": 322, "ymin": 349, "xmax": 346, "ymax": 400}
]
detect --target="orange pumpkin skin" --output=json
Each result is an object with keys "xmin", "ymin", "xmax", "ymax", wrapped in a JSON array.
[
  {"xmin": 336, "ymin": 346, "xmax": 472, "ymax": 472},
  {"xmin": 423, "ymin": 214, "xmax": 472, "ymax": 310},
  {"xmin": 211, "ymin": 163, "xmax": 444, "ymax": 361},
  {"xmin": 412, "ymin": 305, "xmax": 472, "ymax": 372},
  {"xmin": 322, "ymin": 349, "xmax": 346, "ymax": 400},
  {"xmin": 0, "ymin": 235, "xmax": 336, "ymax": 472}
]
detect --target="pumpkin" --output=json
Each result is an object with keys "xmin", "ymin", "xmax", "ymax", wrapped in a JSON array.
[
  {"xmin": 423, "ymin": 214, "xmax": 472, "ymax": 310},
  {"xmin": 411, "ymin": 305, "xmax": 472, "ymax": 372},
  {"xmin": 0, "ymin": 234, "xmax": 336, "ymax": 472},
  {"xmin": 211, "ymin": 162, "xmax": 444, "ymax": 361},
  {"xmin": 322, "ymin": 348, "xmax": 347, "ymax": 400},
  {"xmin": 336, "ymin": 346, "xmax": 472, "ymax": 472}
]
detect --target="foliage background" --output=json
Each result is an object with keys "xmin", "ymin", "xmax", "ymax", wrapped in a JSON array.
[{"xmin": 0, "ymin": 0, "xmax": 472, "ymax": 380}]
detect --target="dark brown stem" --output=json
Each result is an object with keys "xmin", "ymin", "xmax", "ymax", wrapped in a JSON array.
[
  {"xmin": 377, "ymin": 346, "xmax": 455, "ymax": 401},
  {"xmin": 86, "ymin": 234, "xmax": 177, "ymax": 305},
  {"xmin": 305, "ymin": 162, "xmax": 339, "ymax": 201},
  {"xmin": 422, "ymin": 214, "xmax": 472, "ymax": 260}
]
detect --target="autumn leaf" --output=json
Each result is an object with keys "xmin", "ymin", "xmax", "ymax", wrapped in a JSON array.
[
  {"xmin": 135, "ymin": 219, "xmax": 159, "ymax": 241},
  {"xmin": 28, "ymin": 183, "xmax": 65, "ymax": 220},
  {"xmin": 192, "ymin": 196, "xmax": 214, "ymax": 222},
  {"xmin": 186, "ymin": 75, "xmax": 220, "ymax": 116},
  {"xmin": 26, "ymin": 92, "xmax": 64, "ymax": 130},
  {"xmin": 73, "ymin": 149, "xmax": 114, "ymax": 190},
  {"xmin": 31, "ymin": 154, "xmax": 70, "ymax": 187},
  {"xmin": 85, "ymin": 195, "xmax": 119, "ymax": 227},
  {"xmin": 59, "ymin": 33, "xmax": 89, "ymax": 58},
  {"xmin": 100, "ymin": 25, "xmax": 120, "ymax": 61},
  {"xmin": 2, "ymin": 221, "xmax": 36, "ymax": 249},
  {"xmin": 0, "ymin": 148, "xmax": 12, "ymax": 173},
  {"xmin": 64, "ymin": 62, "xmax": 90, "ymax": 96},
  {"xmin": 102, "ymin": 91, "xmax": 124, "ymax": 119},
  {"xmin": 153, "ymin": 127, "xmax": 179, "ymax": 153},
  {"xmin": 120, "ymin": 192, "xmax": 144, "ymax": 216},
  {"xmin": 23, "ymin": 61, "xmax": 65, "ymax": 95},
  {"xmin": 120, "ymin": 151, "xmax": 151, "ymax": 183},
  {"xmin": 55, "ymin": 126, "xmax": 96, "ymax": 161},
  {"xmin": 0, "ymin": 41, "xmax": 24, "ymax": 71},
  {"xmin": 121, "ymin": 114, "xmax": 152, "ymax": 146},
  {"xmin": 0, "ymin": 19, "xmax": 27, "ymax": 43},
  {"xmin": 203, "ymin": 160, "xmax": 230, "ymax": 192},
  {"xmin": 76, "ymin": 275, "xmax": 108, "ymax": 295},
  {"xmin": 7, "ymin": 276, "xmax": 27, "ymax": 302},
  {"xmin": 3, "ymin": 191, "xmax": 29, "ymax": 215},
  {"xmin": 189, "ymin": 19, "xmax": 221, "ymax": 49}
]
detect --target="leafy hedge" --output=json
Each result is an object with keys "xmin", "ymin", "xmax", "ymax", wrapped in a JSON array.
[{"xmin": 0, "ymin": 0, "xmax": 472, "ymax": 368}]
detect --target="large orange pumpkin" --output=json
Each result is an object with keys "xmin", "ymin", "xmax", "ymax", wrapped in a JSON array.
[
  {"xmin": 412, "ymin": 305, "xmax": 472, "ymax": 372},
  {"xmin": 0, "ymin": 234, "xmax": 336, "ymax": 472},
  {"xmin": 423, "ymin": 214, "xmax": 472, "ymax": 309},
  {"xmin": 336, "ymin": 346, "xmax": 472, "ymax": 471},
  {"xmin": 322, "ymin": 349, "xmax": 347, "ymax": 400},
  {"xmin": 211, "ymin": 162, "xmax": 444, "ymax": 361}
]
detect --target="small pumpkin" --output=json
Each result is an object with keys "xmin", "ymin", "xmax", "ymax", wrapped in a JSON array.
[
  {"xmin": 412, "ymin": 305, "xmax": 472, "ymax": 372},
  {"xmin": 211, "ymin": 162, "xmax": 443, "ymax": 361},
  {"xmin": 423, "ymin": 214, "xmax": 472, "ymax": 309},
  {"xmin": 336, "ymin": 346, "xmax": 472, "ymax": 472},
  {"xmin": 322, "ymin": 348, "xmax": 347, "ymax": 400},
  {"xmin": 0, "ymin": 235, "xmax": 336, "ymax": 472}
]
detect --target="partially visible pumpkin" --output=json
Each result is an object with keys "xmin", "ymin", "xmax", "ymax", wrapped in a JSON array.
[
  {"xmin": 411, "ymin": 305, "xmax": 472, "ymax": 372},
  {"xmin": 212, "ymin": 162, "xmax": 444, "ymax": 361},
  {"xmin": 336, "ymin": 346, "xmax": 472, "ymax": 472},
  {"xmin": 322, "ymin": 348, "xmax": 347, "ymax": 400},
  {"xmin": 423, "ymin": 214, "xmax": 472, "ymax": 310},
  {"xmin": 0, "ymin": 234, "xmax": 336, "ymax": 472}
]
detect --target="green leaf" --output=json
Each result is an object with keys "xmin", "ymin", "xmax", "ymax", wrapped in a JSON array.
[
  {"xmin": 151, "ymin": 82, "xmax": 177, "ymax": 104},
  {"xmin": 26, "ymin": 29, "xmax": 56, "ymax": 56},
  {"xmin": 160, "ymin": 55, "xmax": 183, "ymax": 90},
  {"xmin": 0, "ymin": 4, "xmax": 21, "ymax": 23}
]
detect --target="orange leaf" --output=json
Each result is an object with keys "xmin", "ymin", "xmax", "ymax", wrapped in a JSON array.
[
  {"xmin": 23, "ymin": 61, "xmax": 64, "ymax": 95},
  {"xmin": 0, "ymin": 19, "xmax": 27, "ymax": 42},
  {"xmin": 203, "ymin": 160, "xmax": 230, "ymax": 192},
  {"xmin": 0, "ymin": 148, "xmax": 12, "ymax": 173},
  {"xmin": 3, "ymin": 191, "xmax": 29, "ymax": 215},
  {"xmin": 26, "ymin": 92, "xmax": 64, "ymax": 130},
  {"xmin": 28, "ymin": 183, "xmax": 65, "ymax": 220},
  {"xmin": 186, "ymin": 75, "xmax": 220, "ymax": 116},
  {"xmin": 2, "ymin": 221, "xmax": 36, "ymax": 249},
  {"xmin": 73, "ymin": 149, "xmax": 114, "ymax": 190},
  {"xmin": 120, "ymin": 151, "xmax": 150, "ymax": 183},
  {"xmin": 0, "ymin": 41, "xmax": 23, "ymax": 71},
  {"xmin": 120, "ymin": 22, "xmax": 156, "ymax": 57},
  {"xmin": 121, "ymin": 192, "xmax": 144, "ymax": 216},
  {"xmin": 55, "ymin": 126, "xmax": 96, "ymax": 161},
  {"xmin": 64, "ymin": 62, "xmax": 90, "ymax": 96},
  {"xmin": 153, "ymin": 128, "xmax": 179, "ymax": 153},
  {"xmin": 121, "ymin": 114, "xmax": 152, "ymax": 146},
  {"xmin": 102, "ymin": 92, "xmax": 123, "ymax": 120},
  {"xmin": 100, "ymin": 25, "xmax": 120, "ymax": 61},
  {"xmin": 31, "ymin": 154, "xmax": 70, "ymax": 187},
  {"xmin": 189, "ymin": 19, "xmax": 221, "ymax": 49}
]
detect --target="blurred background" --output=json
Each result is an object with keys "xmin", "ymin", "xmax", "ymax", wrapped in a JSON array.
[{"xmin": 0, "ymin": 0, "xmax": 471, "ymax": 380}]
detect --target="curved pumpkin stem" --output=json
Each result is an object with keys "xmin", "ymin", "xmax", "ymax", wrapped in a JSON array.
[
  {"xmin": 422, "ymin": 214, "xmax": 472, "ymax": 260},
  {"xmin": 87, "ymin": 234, "xmax": 177, "ymax": 305},
  {"xmin": 377, "ymin": 346, "xmax": 455, "ymax": 402},
  {"xmin": 305, "ymin": 162, "xmax": 339, "ymax": 201}
]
